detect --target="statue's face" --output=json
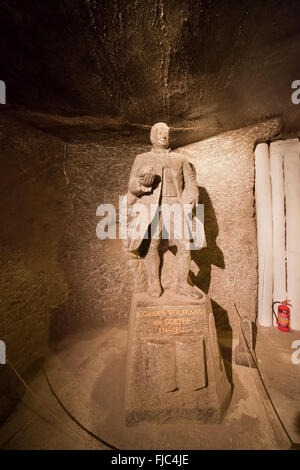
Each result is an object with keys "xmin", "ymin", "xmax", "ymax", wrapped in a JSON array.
[
  {"xmin": 156, "ymin": 125, "xmax": 169, "ymax": 147},
  {"xmin": 151, "ymin": 123, "xmax": 169, "ymax": 147}
]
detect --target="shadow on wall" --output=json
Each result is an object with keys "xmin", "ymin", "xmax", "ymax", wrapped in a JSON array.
[
  {"xmin": 193, "ymin": 186, "xmax": 233, "ymax": 385},
  {"xmin": 191, "ymin": 186, "xmax": 225, "ymax": 294}
]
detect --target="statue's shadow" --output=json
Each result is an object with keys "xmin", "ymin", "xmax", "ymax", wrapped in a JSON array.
[
  {"xmin": 192, "ymin": 187, "xmax": 233, "ymax": 384},
  {"xmin": 190, "ymin": 187, "xmax": 224, "ymax": 294}
]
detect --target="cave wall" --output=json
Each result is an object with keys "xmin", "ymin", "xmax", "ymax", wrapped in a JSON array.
[
  {"xmin": 178, "ymin": 118, "xmax": 281, "ymax": 329},
  {"xmin": 0, "ymin": 116, "xmax": 70, "ymax": 423},
  {"xmin": 1, "ymin": 0, "xmax": 300, "ymax": 136}
]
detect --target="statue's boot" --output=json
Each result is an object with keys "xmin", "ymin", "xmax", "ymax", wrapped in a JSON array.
[
  {"xmin": 176, "ymin": 251, "xmax": 201, "ymax": 299},
  {"xmin": 144, "ymin": 250, "xmax": 162, "ymax": 297}
]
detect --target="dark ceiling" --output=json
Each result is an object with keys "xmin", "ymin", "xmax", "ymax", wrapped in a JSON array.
[{"xmin": 1, "ymin": 0, "xmax": 300, "ymax": 137}]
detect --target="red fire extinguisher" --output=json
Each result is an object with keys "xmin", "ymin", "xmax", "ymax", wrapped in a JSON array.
[{"xmin": 272, "ymin": 300, "xmax": 292, "ymax": 332}]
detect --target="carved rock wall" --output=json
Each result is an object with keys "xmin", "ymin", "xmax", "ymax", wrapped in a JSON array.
[
  {"xmin": 0, "ymin": 116, "xmax": 68, "ymax": 423},
  {"xmin": 177, "ymin": 118, "xmax": 281, "ymax": 329},
  {"xmin": 1, "ymin": 1, "xmax": 300, "ymax": 135}
]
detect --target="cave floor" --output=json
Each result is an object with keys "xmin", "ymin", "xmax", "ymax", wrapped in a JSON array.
[{"xmin": 0, "ymin": 325, "xmax": 299, "ymax": 450}]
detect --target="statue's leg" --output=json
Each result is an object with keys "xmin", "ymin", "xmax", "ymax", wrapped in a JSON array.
[
  {"xmin": 125, "ymin": 249, "xmax": 148, "ymax": 293},
  {"xmin": 175, "ymin": 239, "xmax": 200, "ymax": 298},
  {"xmin": 144, "ymin": 238, "xmax": 162, "ymax": 297}
]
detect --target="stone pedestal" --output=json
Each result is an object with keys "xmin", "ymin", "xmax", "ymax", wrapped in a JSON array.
[{"xmin": 125, "ymin": 289, "xmax": 231, "ymax": 426}]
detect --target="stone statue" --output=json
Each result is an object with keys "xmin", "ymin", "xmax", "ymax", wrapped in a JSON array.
[
  {"xmin": 123, "ymin": 122, "xmax": 205, "ymax": 299},
  {"xmin": 124, "ymin": 124, "xmax": 230, "ymax": 427}
]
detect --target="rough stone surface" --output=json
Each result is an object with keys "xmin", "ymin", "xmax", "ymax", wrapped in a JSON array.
[
  {"xmin": 177, "ymin": 118, "xmax": 281, "ymax": 330},
  {"xmin": 1, "ymin": 1, "xmax": 300, "ymax": 137},
  {"xmin": 0, "ymin": 116, "xmax": 68, "ymax": 423},
  {"xmin": 125, "ymin": 290, "xmax": 231, "ymax": 425}
]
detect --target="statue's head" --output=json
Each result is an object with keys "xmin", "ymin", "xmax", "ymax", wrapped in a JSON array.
[{"xmin": 150, "ymin": 122, "xmax": 170, "ymax": 148}]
